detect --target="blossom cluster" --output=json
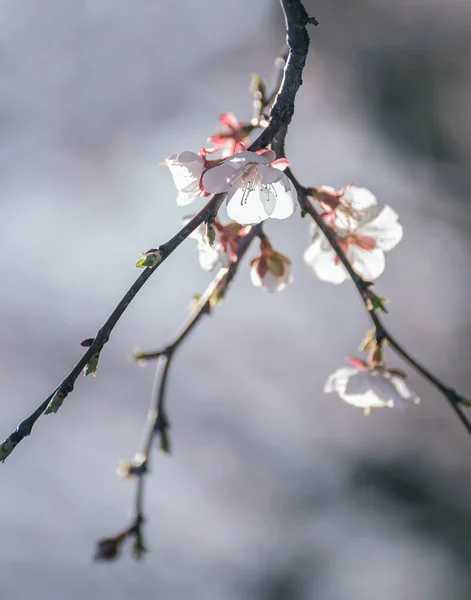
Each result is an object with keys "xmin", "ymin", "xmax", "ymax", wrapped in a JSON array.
[
  {"xmin": 161, "ymin": 112, "xmax": 417, "ymax": 413},
  {"xmin": 304, "ymin": 185, "xmax": 403, "ymax": 284},
  {"xmin": 165, "ymin": 147, "xmax": 297, "ymax": 225}
]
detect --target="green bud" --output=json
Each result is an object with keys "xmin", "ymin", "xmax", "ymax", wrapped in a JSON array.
[
  {"xmin": 83, "ymin": 352, "xmax": 100, "ymax": 377},
  {"xmin": 132, "ymin": 531, "xmax": 148, "ymax": 561},
  {"xmin": 135, "ymin": 250, "xmax": 162, "ymax": 269},
  {"xmin": 367, "ymin": 292, "xmax": 389, "ymax": 313},
  {"xmin": 267, "ymin": 255, "xmax": 285, "ymax": 277},
  {"xmin": 359, "ymin": 330, "xmax": 376, "ymax": 352},
  {"xmin": 0, "ymin": 438, "xmax": 15, "ymax": 462},
  {"xmin": 44, "ymin": 388, "xmax": 68, "ymax": 415},
  {"xmin": 370, "ymin": 345, "xmax": 383, "ymax": 365},
  {"xmin": 209, "ymin": 285, "xmax": 227, "ymax": 308},
  {"xmin": 206, "ymin": 223, "xmax": 216, "ymax": 247},
  {"xmin": 224, "ymin": 223, "xmax": 242, "ymax": 238},
  {"xmin": 160, "ymin": 428, "xmax": 171, "ymax": 454}
]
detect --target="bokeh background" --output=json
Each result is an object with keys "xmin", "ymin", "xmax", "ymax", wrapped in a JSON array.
[{"xmin": 1, "ymin": 1, "xmax": 471, "ymax": 598}]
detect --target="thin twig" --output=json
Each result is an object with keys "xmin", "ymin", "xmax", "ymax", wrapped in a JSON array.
[
  {"xmin": 133, "ymin": 353, "xmax": 172, "ymax": 522},
  {"xmin": 0, "ymin": 193, "xmax": 225, "ymax": 461},
  {"xmin": 136, "ymin": 230, "xmax": 257, "ymax": 362},
  {"xmin": 98, "ymin": 227, "xmax": 258, "ymax": 556},
  {"xmin": 287, "ymin": 170, "xmax": 471, "ymax": 435},
  {"xmin": 251, "ymin": 0, "xmax": 318, "ymax": 151}
]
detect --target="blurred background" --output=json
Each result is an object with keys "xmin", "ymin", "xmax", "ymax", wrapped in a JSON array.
[{"xmin": 1, "ymin": 0, "xmax": 471, "ymax": 598}]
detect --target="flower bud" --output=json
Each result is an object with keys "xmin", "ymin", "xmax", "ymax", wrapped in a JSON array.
[{"xmin": 250, "ymin": 244, "xmax": 292, "ymax": 293}]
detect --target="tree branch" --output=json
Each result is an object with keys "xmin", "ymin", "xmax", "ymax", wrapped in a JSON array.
[
  {"xmin": 0, "ymin": 193, "xmax": 227, "ymax": 462},
  {"xmin": 287, "ymin": 170, "xmax": 471, "ymax": 436},
  {"xmin": 251, "ymin": 0, "xmax": 317, "ymax": 151},
  {"xmin": 95, "ymin": 226, "xmax": 259, "ymax": 559}
]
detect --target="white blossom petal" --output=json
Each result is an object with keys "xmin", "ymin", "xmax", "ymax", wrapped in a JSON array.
[
  {"xmin": 227, "ymin": 151, "xmax": 271, "ymax": 165},
  {"xmin": 348, "ymin": 246, "xmax": 386, "ymax": 281},
  {"xmin": 258, "ymin": 164, "xmax": 284, "ymax": 185},
  {"xmin": 226, "ymin": 182, "xmax": 269, "ymax": 224},
  {"xmin": 250, "ymin": 260, "xmax": 292, "ymax": 293},
  {"xmin": 165, "ymin": 152, "xmax": 204, "ymax": 206},
  {"xmin": 251, "ymin": 269, "xmax": 276, "ymax": 292},
  {"xmin": 324, "ymin": 365, "xmax": 420, "ymax": 410},
  {"xmin": 324, "ymin": 367, "xmax": 387, "ymax": 408},
  {"xmin": 202, "ymin": 161, "xmax": 242, "ymax": 193},
  {"xmin": 357, "ymin": 205, "xmax": 403, "ymax": 251},
  {"xmin": 184, "ymin": 219, "xmax": 230, "ymax": 271},
  {"xmin": 198, "ymin": 244, "xmax": 224, "ymax": 271},
  {"xmin": 303, "ymin": 235, "xmax": 349, "ymax": 284},
  {"xmin": 389, "ymin": 373, "xmax": 420, "ymax": 406},
  {"xmin": 324, "ymin": 367, "xmax": 357, "ymax": 393},
  {"xmin": 341, "ymin": 186, "xmax": 378, "ymax": 211},
  {"xmin": 268, "ymin": 175, "xmax": 297, "ymax": 220}
]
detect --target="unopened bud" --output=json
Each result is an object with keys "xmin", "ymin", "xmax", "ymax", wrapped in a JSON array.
[
  {"xmin": 135, "ymin": 249, "xmax": 162, "ymax": 269},
  {"xmin": 44, "ymin": 388, "xmax": 68, "ymax": 415},
  {"xmin": 206, "ymin": 222, "xmax": 216, "ymax": 247}
]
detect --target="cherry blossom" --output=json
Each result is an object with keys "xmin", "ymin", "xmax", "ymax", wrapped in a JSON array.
[
  {"xmin": 304, "ymin": 187, "xmax": 403, "ymax": 284},
  {"xmin": 324, "ymin": 359, "xmax": 420, "ymax": 414},
  {"xmin": 188, "ymin": 219, "xmax": 242, "ymax": 272},
  {"xmin": 202, "ymin": 149, "xmax": 297, "ymax": 225},
  {"xmin": 250, "ymin": 241, "xmax": 292, "ymax": 293},
  {"xmin": 165, "ymin": 150, "xmax": 209, "ymax": 206},
  {"xmin": 209, "ymin": 112, "xmax": 253, "ymax": 157}
]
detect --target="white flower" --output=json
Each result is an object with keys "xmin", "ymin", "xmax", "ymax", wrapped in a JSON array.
[
  {"xmin": 165, "ymin": 151, "xmax": 206, "ymax": 206},
  {"xmin": 202, "ymin": 149, "xmax": 297, "ymax": 225},
  {"xmin": 324, "ymin": 361, "xmax": 420, "ymax": 413},
  {"xmin": 304, "ymin": 203, "xmax": 403, "ymax": 284},
  {"xmin": 250, "ymin": 247, "xmax": 292, "ymax": 293}
]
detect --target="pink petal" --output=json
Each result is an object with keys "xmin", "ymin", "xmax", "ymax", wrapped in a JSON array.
[
  {"xmin": 255, "ymin": 148, "xmax": 276, "ymax": 162},
  {"xmin": 271, "ymin": 157, "xmax": 290, "ymax": 171},
  {"xmin": 219, "ymin": 112, "xmax": 239, "ymax": 129}
]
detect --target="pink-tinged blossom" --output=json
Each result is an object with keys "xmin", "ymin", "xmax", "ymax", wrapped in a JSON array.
[
  {"xmin": 202, "ymin": 149, "xmax": 297, "ymax": 225},
  {"xmin": 165, "ymin": 150, "xmax": 209, "ymax": 206},
  {"xmin": 304, "ymin": 192, "xmax": 403, "ymax": 284},
  {"xmin": 188, "ymin": 219, "xmax": 242, "ymax": 272},
  {"xmin": 314, "ymin": 185, "xmax": 377, "ymax": 218},
  {"xmin": 324, "ymin": 359, "xmax": 420, "ymax": 413},
  {"xmin": 209, "ymin": 113, "xmax": 253, "ymax": 158},
  {"xmin": 250, "ymin": 243, "xmax": 292, "ymax": 293}
]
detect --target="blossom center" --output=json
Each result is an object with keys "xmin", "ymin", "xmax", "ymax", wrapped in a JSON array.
[{"xmin": 334, "ymin": 233, "xmax": 376, "ymax": 265}]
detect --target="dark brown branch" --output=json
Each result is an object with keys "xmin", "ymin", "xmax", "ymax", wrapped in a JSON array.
[
  {"xmin": 250, "ymin": 0, "xmax": 317, "ymax": 152},
  {"xmin": 0, "ymin": 193, "xmax": 225, "ymax": 462},
  {"xmin": 136, "ymin": 230, "xmax": 257, "ymax": 363},
  {"xmin": 95, "ymin": 227, "xmax": 258, "ymax": 559},
  {"xmin": 134, "ymin": 353, "xmax": 172, "ymax": 518}
]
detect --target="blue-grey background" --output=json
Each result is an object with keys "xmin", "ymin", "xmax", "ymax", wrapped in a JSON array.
[{"xmin": 1, "ymin": 1, "xmax": 471, "ymax": 598}]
